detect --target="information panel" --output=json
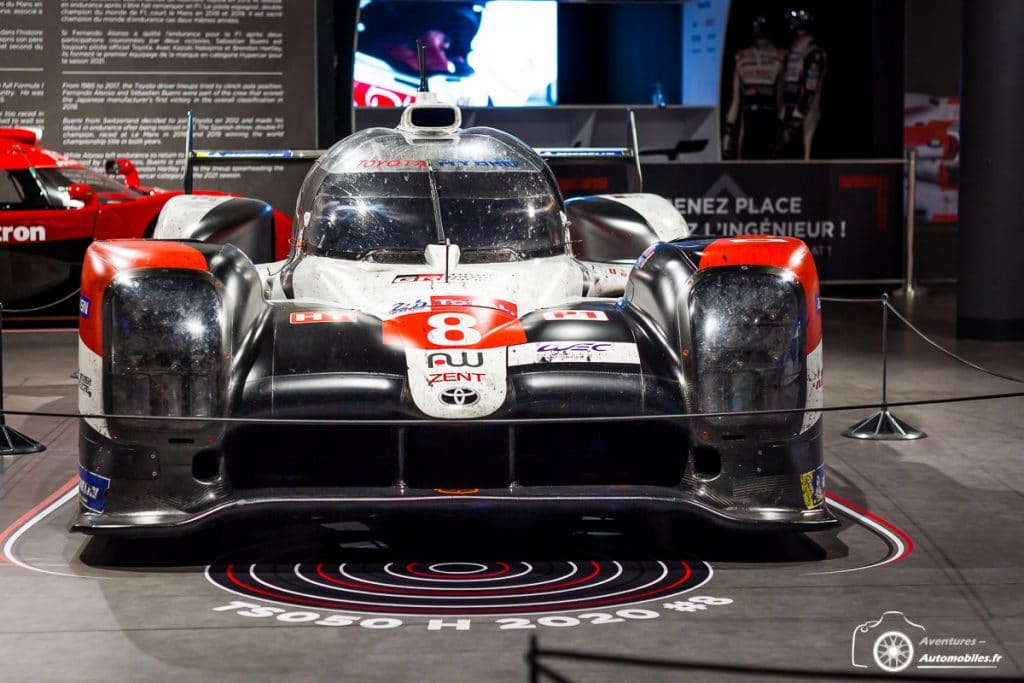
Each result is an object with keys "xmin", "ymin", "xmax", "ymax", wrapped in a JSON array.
[
  {"xmin": 0, "ymin": 0, "xmax": 316, "ymax": 214},
  {"xmin": 558, "ymin": 161, "xmax": 905, "ymax": 283}
]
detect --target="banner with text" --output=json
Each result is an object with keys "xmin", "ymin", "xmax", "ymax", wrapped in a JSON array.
[
  {"xmin": 0, "ymin": 0, "xmax": 316, "ymax": 215},
  {"xmin": 558, "ymin": 162, "xmax": 904, "ymax": 282}
]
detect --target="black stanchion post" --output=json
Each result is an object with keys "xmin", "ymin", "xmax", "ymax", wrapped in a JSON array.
[
  {"xmin": 0, "ymin": 303, "xmax": 47, "ymax": 456},
  {"xmin": 528, "ymin": 635, "xmax": 539, "ymax": 683},
  {"xmin": 842, "ymin": 294, "xmax": 926, "ymax": 440}
]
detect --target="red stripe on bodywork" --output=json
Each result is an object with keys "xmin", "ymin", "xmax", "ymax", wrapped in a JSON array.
[
  {"xmin": 79, "ymin": 240, "xmax": 208, "ymax": 355},
  {"xmin": 698, "ymin": 236, "xmax": 821, "ymax": 351}
]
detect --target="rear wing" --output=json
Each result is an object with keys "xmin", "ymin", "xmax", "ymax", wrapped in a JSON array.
[{"xmin": 182, "ymin": 109, "xmax": 643, "ymax": 194}]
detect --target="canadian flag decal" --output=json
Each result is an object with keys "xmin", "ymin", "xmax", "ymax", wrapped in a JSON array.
[{"xmin": 289, "ymin": 311, "xmax": 357, "ymax": 325}]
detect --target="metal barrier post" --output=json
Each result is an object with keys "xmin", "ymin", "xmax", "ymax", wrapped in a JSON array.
[
  {"xmin": 896, "ymin": 148, "xmax": 926, "ymax": 300},
  {"xmin": 0, "ymin": 303, "xmax": 46, "ymax": 456},
  {"xmin": 842, "ymin": 294, "xmax": 926, "ymax": 440}
]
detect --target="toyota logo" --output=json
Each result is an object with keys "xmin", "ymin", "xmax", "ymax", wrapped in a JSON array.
[{"xmin": 439, "ymin": 387, "xmax": 479, "ymax": 406}]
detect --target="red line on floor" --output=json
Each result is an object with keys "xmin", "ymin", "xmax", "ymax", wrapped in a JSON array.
[
  {"xmin": 826, "ymin": 490, "xmax": 915, "ymax": 562},
  {"xmin": 0, "ymin": 475, "xmax": 79, "ymax": 564}
]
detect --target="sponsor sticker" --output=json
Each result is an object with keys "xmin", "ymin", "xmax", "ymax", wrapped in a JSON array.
[
  {"xmin": 435, "ymin": 159, "xmax": 520, "ymax": 168},
  {"xmin": 808, "ymin": 367, "xmax": 823, "ymax": 391},
  {"xmin": 0, "ymin": 225, "xmax": 46, "ymax": 243},
  {"xmin": 438, "ymin": 386, "xmax": 480, "ymax": 406},
  {"xmin": 394, "ymin": 274, "xmax": 442, "ymax": 283},
  {"xmin": 403, "ymin": 346, "xmax": 508, "ymax": 418},
  {"xmin": 78, "ymin": 373, "xmax": 92, "ymax": 397},
  {"xmin": 289, "ymin": 311, "xmax": 357, "ymax": 325},
  {"xmin": 426, "ymin": 350, "xmax": 485, "ymax": 368},
  {"xmin": 428, "ymin": 371, "xmax": 486, "ymax": 386},
  {"xmin": 636, "ymin": 243, "xmax": 658, "ymax": 268},
  {"xmin": 800, "ymin": 465, "xmax": 825, "ymax": 509},
  {"xmin": 541, "ymin": 310, "xmax": 609, "ymax": 321},
  {"xmin": 390, "ymin": 299, "xmax": 430, "ymax": 315},
  {"xmin": 430, "ymin": 295, "xmax": 518, "ymax": 317},
  {"xmin": 79, "ymin": 294, "xmax": 91, "ymax": 319},
  {"xmin": 508, "ymin": 341, "xmax": 640, "ymax": 366},
  {"xmin": 78, "ymin": 464, "xmax": 111, "ymax": 513},
  {"xmin": 392, "ymin": 273, "xmax": 492, "ymax": 284},
  {"xmin": 357, "ymin": 159, "xmax": 428, "ymax": 168}
]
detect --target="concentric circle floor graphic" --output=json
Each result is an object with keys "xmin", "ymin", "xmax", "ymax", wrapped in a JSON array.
[{"xmin": 207, "ymin": 558, "xmax": 713, "ymax": 616}]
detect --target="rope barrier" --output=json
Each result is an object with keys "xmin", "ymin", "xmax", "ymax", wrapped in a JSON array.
[
  {"xmin": 1, "ymin": 390, "xmax": 1022, "ymax": 427},
  {"xmin": 882, "ymin": 299, "xmax": 1024, "ymax": 385},
  {"xmin": 2, "ymin": 296, "xmax": 1023, "ymax": 429},
  {"xmin": 819, "ymin": 296, "xmax": 880, "ymax": 304},
  {"xmin": 823, "ymin": 293, "xmax": 1024, "ymax": 385},
  {"xmin": 2, "ymin": 289, "xmax": 81, "ymax": 314}
]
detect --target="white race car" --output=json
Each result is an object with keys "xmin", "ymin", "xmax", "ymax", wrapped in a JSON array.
[{"xmin": 71, "ymin": 98, "xmax": 833, "ymax": 536}]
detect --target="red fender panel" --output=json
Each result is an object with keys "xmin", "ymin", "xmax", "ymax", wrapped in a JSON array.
[
  {"xmin": 698, "ymin": 236, "xmax": 821, "ymax": 352},
  {"xmin": 79, "ymin": 240, "xmax": 208, "ymax": 355}
]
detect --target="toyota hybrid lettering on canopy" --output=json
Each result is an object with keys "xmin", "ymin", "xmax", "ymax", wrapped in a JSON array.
[{"xmin": 71, "ymin": 97, "xmax": 834, "ymax": 536}]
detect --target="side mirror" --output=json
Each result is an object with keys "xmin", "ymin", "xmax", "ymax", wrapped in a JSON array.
[
  {"xmin": 104, "ymin": 157, "xmax": 141, "ymax": 188},
  {"xmin": 67, "ymin": 183, "xmax": 97, "ymax": 209}
]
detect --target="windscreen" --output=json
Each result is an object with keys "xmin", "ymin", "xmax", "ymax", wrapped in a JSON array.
[
  {"xmin": 35, "ymin": 167, "xmax": 139, "ymax": 205},
  {"xmin": 295, "ymin": 127, "xmax": 566, "ymax": 263}
]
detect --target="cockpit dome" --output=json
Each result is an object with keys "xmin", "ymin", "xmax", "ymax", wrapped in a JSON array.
[{"xmin": 291, "ymin": 126, "xmax": 567, "ymax": 263}]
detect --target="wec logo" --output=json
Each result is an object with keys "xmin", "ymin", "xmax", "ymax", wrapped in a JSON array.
[
  {"xmin": 537, "ymin": 342, "xmax": 611, "ymax": 354},
  {"xmin": 0, "ymin": 225, "xmax": 46, "ymax": 243}
]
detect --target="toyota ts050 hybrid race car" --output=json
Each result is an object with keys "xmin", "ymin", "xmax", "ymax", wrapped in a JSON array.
[
  {"xmin": 0, "ymin": 127, "xmax": 291, "ymax": 310},
  {"xmin": 71, "ymin": 98, "xmax": 834, "ymax": 536}
]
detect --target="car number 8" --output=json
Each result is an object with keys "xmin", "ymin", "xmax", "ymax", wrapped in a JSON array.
[{"xmin": 427, "ymin": 313, "xmax": 481, "ymax": 346}]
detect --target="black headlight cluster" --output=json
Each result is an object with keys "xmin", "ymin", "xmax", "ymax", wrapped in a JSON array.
[
  {"xmin": 689, "ymin": 269, "xmax": 804, "ymax": 429},
  {"xmin": 106, "ymin": 274, "xmax": 223, "ymax": 423}
]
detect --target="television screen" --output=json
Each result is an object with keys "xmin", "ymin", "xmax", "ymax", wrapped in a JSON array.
[{"xmin": 354, "ymin": 1, "xmax": 558, "ymax": 107}]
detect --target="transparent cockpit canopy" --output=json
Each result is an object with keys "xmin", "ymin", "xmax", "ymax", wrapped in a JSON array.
[{"xmin": 292, "ymin": 127, "xmax": 567, "ymax": 263}]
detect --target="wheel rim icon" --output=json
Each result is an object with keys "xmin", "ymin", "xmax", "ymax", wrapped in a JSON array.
[{"xmin": 873, "ymin": 630, "xmax": 914, "ymax": 672}]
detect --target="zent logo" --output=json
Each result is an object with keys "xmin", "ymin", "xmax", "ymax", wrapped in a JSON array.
[
  {"xmin": 542, "ymin": 310, "xmax": 609, "ymax": 321},
  {"xmin": 289, "ymin": 311, "xmax": 356, "ymax": 325},
  {"xmin": 0, "ymin": 225, "xmax": 46, "ymax": 243},
  {"xmin": 428, "ymin": 372, "xmax": 485, "ymax": 386}
]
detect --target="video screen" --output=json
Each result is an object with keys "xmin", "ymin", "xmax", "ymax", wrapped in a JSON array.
[{"xmin": 354, "ymin": 1, "xmax": 558, "ymax": 107}]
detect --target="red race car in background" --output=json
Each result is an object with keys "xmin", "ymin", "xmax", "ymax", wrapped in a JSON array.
[{"xmin": 0, "ymin": 127, "xmax": 291, "ymax": 315}]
